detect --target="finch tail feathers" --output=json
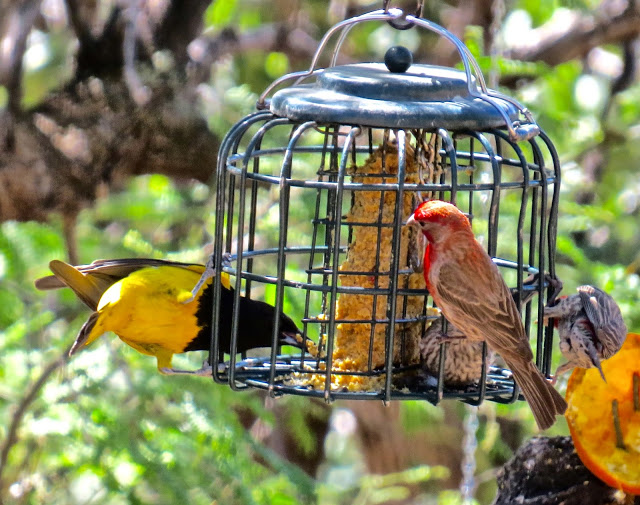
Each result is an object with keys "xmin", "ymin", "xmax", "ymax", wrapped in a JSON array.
[{"xmin": 507, "ymin": 359, "xmax": 567, "ymax": 430}]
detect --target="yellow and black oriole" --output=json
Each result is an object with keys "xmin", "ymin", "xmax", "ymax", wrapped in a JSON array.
[{"xmin": 35, "ymin": 258, "xmax": 304, "ymax": 375}]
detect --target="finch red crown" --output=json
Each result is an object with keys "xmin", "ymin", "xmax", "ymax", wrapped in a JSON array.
[{"xmin": 413, "ymin": 200, "xmax": 471, "ymax": 231}]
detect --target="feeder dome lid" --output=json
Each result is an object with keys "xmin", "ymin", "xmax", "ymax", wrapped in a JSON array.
[{"xmin": 270, "ymin": 61, "xmax": 520, "ymax": 131}]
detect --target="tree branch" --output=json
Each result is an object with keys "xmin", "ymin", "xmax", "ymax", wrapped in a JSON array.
[
  {"xmin": 155, "ymin": 0, "xmax": 210, "ymax": 64},
  {"xmin": 431, "ymin": 0, "xmax": 493, "ymax": 66},
  {"xmin": 64, "ymin": 0, "xmax": 95, "ymax": 50},
  {"xmin": 494, "ymin": 436, "xmax": 640, "ymax": 505},
  {"xmin": 0, "ymin": 75, "xmax": 219, "ymax": 224},
  {"xmin": 0, "ymin": 348, "xmax": 70, "ymax": 502},
  {"xmin": 187, "ymin": 23, "xmax": 321, "ymax": 84},
  {"xmin": 0, "ymin": 0, "xmax": 43, "ymax": 150},
  {"xmin": 122, "ymin": 0, "xmax": 151, "ymax": 105},
  {"xmin": 506, "ymin": 0, "xmax": 640, "ymax": 66}
]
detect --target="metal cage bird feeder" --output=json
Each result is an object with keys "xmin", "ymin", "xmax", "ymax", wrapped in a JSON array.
[{"xmin": 208, "ymin": 7, "xmax": 561, "ymax": 406}]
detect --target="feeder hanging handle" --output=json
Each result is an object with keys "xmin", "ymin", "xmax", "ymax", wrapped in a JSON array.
[
  {"xmin": 257, "ymin": 8, "xmax": 539, "ymax": 143},
  {"xmin": 382, "ymin": 0, "xmax": 424, "ymax": 30},
  {"xmin": 402, "ymin": 13, "xmax": 539, "ymax": 142}
]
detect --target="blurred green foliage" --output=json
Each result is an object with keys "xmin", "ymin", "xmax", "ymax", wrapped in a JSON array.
[{"xmin": 2, "ymin": 1, "xmax": 640, "ymax": 504}]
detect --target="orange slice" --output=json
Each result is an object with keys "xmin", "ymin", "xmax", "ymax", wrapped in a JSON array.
[{"xmin": 565, "ymin": 332, "xmax": 640, "ymax": 494}]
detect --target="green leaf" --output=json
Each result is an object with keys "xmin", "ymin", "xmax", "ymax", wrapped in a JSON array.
[
  {"xmin": 204, "ymin": 0, "xmax": 238, "ymax": 27},
  {"xmin": 265, "ymin": 52, "xmax": 289, "ymax": 79}
]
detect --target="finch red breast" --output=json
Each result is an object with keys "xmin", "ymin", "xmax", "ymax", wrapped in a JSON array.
[
  {"xmin": 407, "ymin": 199, "xmax": 567, "ymax": 430},
  {"xmin": 543, "ymin": 285, "xmax": 627, "ymax": 381}
]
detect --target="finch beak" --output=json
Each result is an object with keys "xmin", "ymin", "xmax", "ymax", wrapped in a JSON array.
[
  {"xmin": 589, "ymin": 349, "xmax": 607, "ymax": 383},
  {"xmin": 405, "ymin": 214, "xmax": 416, "ymax": 227}
]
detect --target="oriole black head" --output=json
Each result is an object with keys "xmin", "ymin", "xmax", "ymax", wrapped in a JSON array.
[{"xmin": 191, "ymin": 284, "xmax": 304, "ymax": 355}]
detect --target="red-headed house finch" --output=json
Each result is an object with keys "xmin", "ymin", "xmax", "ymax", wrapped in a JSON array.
[
  {"xmin": 420, "ymin": 317, "xmax": 495, "ymax": 387},
  {"xmin": 543, "ymin": 285, "xmax": 627, "ymax": 381},
  {"xmin": 407, "ymin": 199, "xmax": 567, "ymax": 430},
  {"xmin": 420, "ymin": 275, "xmax": 550, "ymax": 387}
]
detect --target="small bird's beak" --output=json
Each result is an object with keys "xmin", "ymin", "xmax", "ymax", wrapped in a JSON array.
[
  {"xmin": 589, "ymin": 350, "xmax": 607, "ymax": 383},
  {"xmin": 405, "ymin": 214, "xmax": 416, "ymax": 227}
]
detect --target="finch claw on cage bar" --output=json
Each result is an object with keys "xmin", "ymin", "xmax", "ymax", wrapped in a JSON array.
[
  {"xmin": 512, "ymin": 272, "xmax": 564, "ymax": 308},
  {"xmin": 522, "ymin": 272, "xmax": 563, "ymax": 307},
  {"xmin": 546, "ymin": 276, "xmax": 564, "ymax": 307}
]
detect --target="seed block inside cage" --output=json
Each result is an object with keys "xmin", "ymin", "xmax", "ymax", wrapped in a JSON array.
[
  {"xmin": 207, "ymin": 8, "xmax": 562, "ymax": 405},
  {"xmin": 322, "ymin": 141, "xmax": 427, "ymax": 378}
]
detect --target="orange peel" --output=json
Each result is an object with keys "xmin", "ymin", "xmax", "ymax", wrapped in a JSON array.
[{"xmin": 565, "ymin": 332, "xmax": 640, "ymax": 494}]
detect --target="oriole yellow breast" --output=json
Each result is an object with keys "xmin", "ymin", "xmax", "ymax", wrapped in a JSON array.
[
  {"xmin": 90, "ymin": 266, "xmax": 208, "ymax": 354},
  {"xmin": 35, "ymin": 258, "xmax": 302, "ymax": 374}
]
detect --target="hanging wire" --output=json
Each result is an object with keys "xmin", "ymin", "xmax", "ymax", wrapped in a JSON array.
[
  {"xmin": 488, "ymin": 0, "xmax": 507, "ymax": 89},
  {"xmin": 458, "ymin": 3, "xmax": 506, "ymax": 499},
  {"xmin": 460, "ymin": 405, "xmax": 479, "ymax": 504}
]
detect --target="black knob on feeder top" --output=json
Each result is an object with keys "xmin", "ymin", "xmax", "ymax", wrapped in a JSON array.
[{"xmin": 384, "ymin": 46, "xmax": 413, "ymax": 73}]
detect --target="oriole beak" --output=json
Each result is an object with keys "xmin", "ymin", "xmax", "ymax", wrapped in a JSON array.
[{"xmin": 279, "ymin": 331, "xmax": 307, "ymax": 351}]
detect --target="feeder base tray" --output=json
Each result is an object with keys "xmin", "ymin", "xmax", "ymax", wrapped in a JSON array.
[{"xmin": 215, "ymin": 356, "xmax": 520, "ymax": 405}]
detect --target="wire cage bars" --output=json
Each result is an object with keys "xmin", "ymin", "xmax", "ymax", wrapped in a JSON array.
[{"xmin": 207, "ymin": 8, "xmax": 561, "ymax": 406}]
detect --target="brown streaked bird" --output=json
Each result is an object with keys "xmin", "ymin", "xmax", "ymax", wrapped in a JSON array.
[
  {"xmin": 420, "ymin": 317, "xmax": 496, "ymax": 387},
  {"xmin": 543, "ymin": 285, "xmax": 627, "ymax": 381},
  {"xmin": 35, "ymin": 259, "xmax": 305, "ymax": 375},
  {"xmin": 407, "ymin": 200, "xmax": 567, "ymax": 430}
]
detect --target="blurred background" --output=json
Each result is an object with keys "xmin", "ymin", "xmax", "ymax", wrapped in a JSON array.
[{"xmin": 1, "ymin": 0, "xmax": 640, "ymax": 503}]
